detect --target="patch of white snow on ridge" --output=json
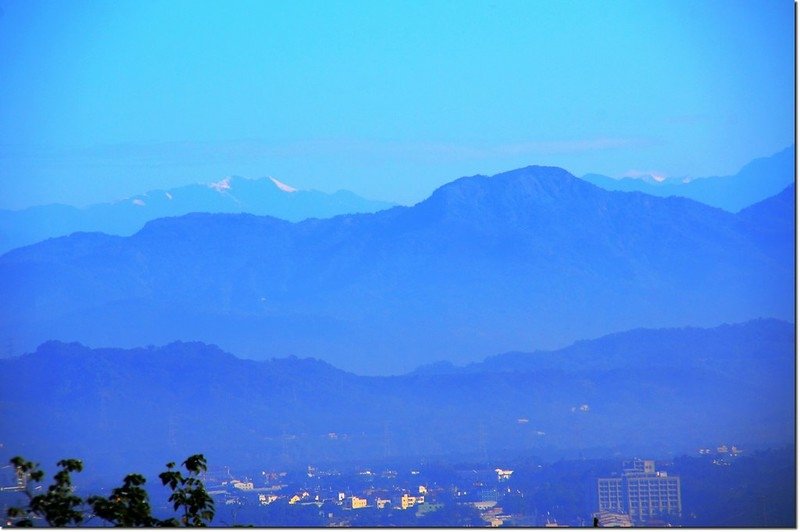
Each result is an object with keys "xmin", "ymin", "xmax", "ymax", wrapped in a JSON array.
[
  {"xmin": 209, "ymin": 177, "xmax": 232, "ymax": 192},
  {"xmin": 269, "ymin": 176, "xmax": 298, "ymax": 193},
  {"xmin": 132, "ymin": 198, "xmax": 146, "ymax": 207}
]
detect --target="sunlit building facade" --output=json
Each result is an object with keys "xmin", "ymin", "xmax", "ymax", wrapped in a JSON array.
[{"xmin": 597, "ymin": 459, "xmax": 681, "ymax": 523}]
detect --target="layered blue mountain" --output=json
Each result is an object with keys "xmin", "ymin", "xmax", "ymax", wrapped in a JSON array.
[
  {"xmin": 581, "ymin": 146, "xmax": 794, "ymax": 212},
  {"xmin": 0, "ymin": 166, "xmax": 793, "ymax": 374},
  {"xmin": 0, "ymin": 319, "xmax": 792, "ymax": 480},
  {"xmin": 0, "ymin": 176, "xmax": 393, "ymax": 254}
]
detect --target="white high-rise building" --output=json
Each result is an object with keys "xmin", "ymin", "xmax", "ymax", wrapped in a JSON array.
[{"xmin": 597, "ymin": 459, "xmax": 681, "ymax": 524}]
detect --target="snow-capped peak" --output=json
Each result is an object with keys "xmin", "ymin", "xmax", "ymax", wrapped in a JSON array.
[
  {"xmin": 269, "ymin": 176, "xmax": 298, "ymax": 193},
  {"xmin": 209, "ymin": 177, "xmax": 232, "ymax": 192}
]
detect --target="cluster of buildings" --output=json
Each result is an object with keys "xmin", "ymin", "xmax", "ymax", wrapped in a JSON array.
[
  {"xmin": 698, "ymin": 443, "xmax": 743, "ymax": 456},
  {"xmin": 203, "ymin": 463, "xmax": 523, "ymax": 526},
  {"xmin": 205, "ymin": 458, "xmax": 689, "ymax": 527},
  {"xmin": 698, "ymin": 443, "xmax": 743, "ymax": 466},
  {"xmin": 596, "ymin": 459, "xmax": 681, "ymax": 526},
  {"xmin": 275, "ymin": 482, "xmax": 432, "ymax": 511}
]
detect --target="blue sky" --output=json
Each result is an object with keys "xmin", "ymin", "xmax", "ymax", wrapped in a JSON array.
[{"xmin": 0, "ymin": 0, "xmax": 793, "ymax": 209}]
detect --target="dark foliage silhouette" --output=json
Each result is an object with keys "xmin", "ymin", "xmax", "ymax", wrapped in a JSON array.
[{"xmin": 7, "ymin": 454, "xmax": 214, "ymax": 527}]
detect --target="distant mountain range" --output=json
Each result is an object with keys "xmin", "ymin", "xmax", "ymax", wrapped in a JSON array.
[
  {"xmin": 0, "ymin": 176, "xmax": 394, "ymax": 254},
  {"xmin": 1, "ymin": 148, "xmax": 790, "ymax": 255},
  {"xmin": 0, "ymin": 319, "xmax": 792, "ymax": 480},
  {"xmin": 581, "ymin": 146, "xmax": 794, "ymax": 212},
  {"xmin": 1, "ymin": 147, "xmax": 791, "ymax": 255},
  {"xmin": 0, "ymin": 164, "xmax": 792, "ymax": 374}
]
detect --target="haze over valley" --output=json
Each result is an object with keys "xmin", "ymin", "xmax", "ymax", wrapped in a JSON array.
[{"xmin": 0, "ymin": 1, "xmax": 793, "ymax": 526}]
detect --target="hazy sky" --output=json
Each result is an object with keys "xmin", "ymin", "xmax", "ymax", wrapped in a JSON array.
[{"xmin": 0, "ymin": 0, "xmax": 793, "ymax": 209}]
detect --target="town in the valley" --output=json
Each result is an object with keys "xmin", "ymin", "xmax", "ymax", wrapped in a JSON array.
[{"xmin": 188, "ymin": 443, "xmax": 770, "ymax": 527}]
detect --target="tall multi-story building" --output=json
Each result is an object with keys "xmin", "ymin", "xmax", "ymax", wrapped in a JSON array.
[
  {"xmin": 597, "ymin": 477, "xmax": 624, "ymax": 514},
  {"xmin": 597, "ymin": 459, "xmax": 681, "ymax": 524}
]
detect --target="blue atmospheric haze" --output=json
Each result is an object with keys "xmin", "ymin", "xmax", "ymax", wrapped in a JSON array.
[
  {"xmin": 0, "ymin": 2, "xmax": 793, "ymax": 520},
  {"xmin": 0, "ymin": 0, "xmax": 793, "ymax": 208}
]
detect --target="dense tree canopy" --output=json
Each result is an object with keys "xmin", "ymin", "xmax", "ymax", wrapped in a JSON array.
[{"xmin": 7, "ymin": 454, "xmax": 214, "ymax": 527}]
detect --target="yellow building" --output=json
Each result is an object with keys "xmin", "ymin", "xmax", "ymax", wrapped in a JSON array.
[
  {"xmin": 349, "ymin": 496, "xmax": 368, "ymax": 509},
  {"xmin": 289, "ymin": 491, "xmax": 310, "ymax": 505},
  {"xmin": 401, "ymin": 493, "xmax": 424, "ymax": 509}
]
